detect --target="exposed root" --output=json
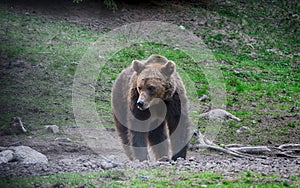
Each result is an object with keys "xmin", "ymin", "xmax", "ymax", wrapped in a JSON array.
[
  {"xmin": 195, "ymin": 109, "xmax": 299, "ymax": 158},
  {"xmin": 195, "ymin": 133, "xmax": 257, "ymax": 159}
]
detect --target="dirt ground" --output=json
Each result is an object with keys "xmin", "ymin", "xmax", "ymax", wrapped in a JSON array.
[
  {"xmin": 0, "ymin": 0, "xmax": 299, "ymax": 184},
  {"xmin": 0, "ymin": 125, "xmax": 299, "ymax": 184}
]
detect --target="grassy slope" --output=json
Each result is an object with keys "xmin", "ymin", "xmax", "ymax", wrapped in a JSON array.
[
  {"xmin": 198, "ymin": 0, "xmax": 300, "ymax": 145},
  {"xmin": 0, "ymin": 8, "xmax": 97, "ymax": 127},
  {"xmin": 0, "ymin": 0, "xmax": 299, "ymax": 187}
]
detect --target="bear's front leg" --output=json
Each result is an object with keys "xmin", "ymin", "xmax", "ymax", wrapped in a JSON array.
[
  {"xmin": 168, "ymin": 114, "xmax": 189, "ymax": 161},
  {"xmin": 148, "ymin": 121, "xmax": 169, "ymax": 161},
  {"xmin": 166, "ymin": 92, "xmax": 191, "ymax": 161},
  {"xmin": 129, "ymin": 130, "xmax": 149, "ymax": 161},
  {"xmin": 113, "ymin": 114, "xmax": 133, "ymax": 160}
]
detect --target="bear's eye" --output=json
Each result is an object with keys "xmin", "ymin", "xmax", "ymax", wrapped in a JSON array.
[{"xmin": 147, "ymin": 86, "xmax": 156, "ymax": 93}]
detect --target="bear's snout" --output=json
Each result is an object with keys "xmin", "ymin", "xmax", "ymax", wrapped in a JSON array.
[{"xmin": 137, "ymin": 100, "xmax": 145, "ymax": 110}]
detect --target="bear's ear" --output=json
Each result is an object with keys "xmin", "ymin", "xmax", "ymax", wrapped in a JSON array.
[
  {"xmin": 132, "ymin": 60, "xmax": 145, "ymax": 74},
  {"xmin": 161, "ymin": 61, "xmax": 175, "ymax": 77}
]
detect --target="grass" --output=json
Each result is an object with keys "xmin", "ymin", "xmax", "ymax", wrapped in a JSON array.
[
  {"xmin": 1, "ymin": 168, "xmax": 298, "ymax": 188},
  {"xmin": 0, "ymin": 7, "xmax": 98, "ymax": 128},
  {"xmin": 1, "ymin": 0, "xmax": 298, "ymax": 144},
  {"xmin": 0, "ymin": 0, "xmax": 299, "ymax": 187}
]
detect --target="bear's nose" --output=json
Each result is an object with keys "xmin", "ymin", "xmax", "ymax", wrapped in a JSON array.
[{"xmin": 137, "ymin": 100, "xmax": 144, "ymax": 108}]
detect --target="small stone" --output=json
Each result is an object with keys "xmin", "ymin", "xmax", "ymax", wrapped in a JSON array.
[
  {"xmin": 189, "ymin": 156, "xmax": 196, "ymax": 161},
  {"xmin": 55, "ymin": 137, "xmax": 72, "ymax": 142},
  {"xmin": 176, "ymin": 157, "xmax": 185, "ymax": 162},
  {"xmin": 91, "ymin": 163, "xmax": 97, "ymax": 169},
  {"xmin": 0, "ymin": 150, "xmax": 14, "ymax": 164},
  {"xmin": 252, "ymin": 120, "xmax": 257, "ymax": 124},
  {"xmin": 199, "ymin": 95, "xmax": 208, "ymax": 102},
  {"xmin": 140, "ymin": 176, "xmax": 150, "ymax": 180},
  {"xmin": 45, "ymin": 125, "xmax": 59, "ymax": 134},
  {"xmin": 251, "ymin": 102, "xmax": 258, "ymax": 107},
  {"xmin": 83, "ymin": 162, "xmax": 91, "ymax": 167},
  {"xmin": 236, "ymin": 126, "xmax": 251, "ymax": 134},
  {"xmin": 100, "ymin": 161, "xmax": 117, "ymax": 170},
  {"xmin": 179, "ymin": 25, "xmax": 185, "ymax": 30}
]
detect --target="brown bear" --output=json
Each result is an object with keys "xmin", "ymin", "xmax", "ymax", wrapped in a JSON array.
[{"xmin": 112, "ymin": 55, "xmax": 191, "ymax": 161}]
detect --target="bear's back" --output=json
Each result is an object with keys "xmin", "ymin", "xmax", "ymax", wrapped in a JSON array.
[{"xmin": 143, "ymin": 55, "xmax": 169, "ymax": 66}]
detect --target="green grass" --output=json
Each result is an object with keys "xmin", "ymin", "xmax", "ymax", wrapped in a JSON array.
[
  {"xmin": 1, "ymin": 0, "xmax": 299, "ymax": 144},
  {"xmin": 0, "ymin": 7, "xmax": 98, "ymax": 128},
  {"xmin": 1, "ymin": 169, "xmax": 298, "ymax": 188}
]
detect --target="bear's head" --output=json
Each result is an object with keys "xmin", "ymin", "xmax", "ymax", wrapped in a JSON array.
[{"xmin": 132, "ymin": 56, "xmax": 176, "ymax": 111}]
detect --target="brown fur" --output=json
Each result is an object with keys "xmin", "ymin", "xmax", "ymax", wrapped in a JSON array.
[{"xmin": 112, "ymin": 55, "xmax": 191, "ymax": 161}]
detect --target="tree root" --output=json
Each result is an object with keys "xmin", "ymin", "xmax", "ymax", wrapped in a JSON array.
[
  {"xmin": 195, "ymin": 133, "xmax": 259, "ymax": 159},
  {"xmin": 195, "ymin": 137, "xmax": 300, "ymax": 159},
  {"xmin": 195, "ymin": 109, "xmax": 300, "ymax": 159}
]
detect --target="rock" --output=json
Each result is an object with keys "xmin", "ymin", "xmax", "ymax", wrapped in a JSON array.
[
  {"xmin": 189, "ymin": 156, "xmax": 196, "ymax": 161},
  {"xmin": 236, "ymin": 126, "xmax": 251, "ymax": 134},
  {"xmin": 100, "ymin": 161, "xmax": 118, "ymax": 170},
  {"xmin": 55, "ymin": 137, "xmax": 72, "ymax": 142},
  {"xmin": 140, "ymin": 176, "xmax": 150, "ymax": 180},
  {"xmin": 9, "ymin": 146, "xmax": 48, "ymax": 164},
  {"xmin": 198, "ymin": 94, "xmax": 208, "ymax": 102},
  {"xmin": 179, "ymin": 25, "xmax": 185, "ymax": 30},
  {"xmin": 45, "ymin": 125, "xmax": 59, "ymax": 134},
  {"xmin": 0, "ymin": 150, "xmax": 14, "ymax": 164}
]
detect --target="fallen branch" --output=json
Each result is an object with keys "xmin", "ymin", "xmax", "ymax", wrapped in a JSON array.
[
  {"xmin": 275, "ymin": 144, "xmax": 300, "ymax": 158},
  {"xmin": 195, "ymin": 131, "xmax": 256, "ymax": 159},
  {"xmin": 195, "ymin": 109, "xmax": 253, "ymax": 158},
  {"xmin": 278, "ymin": 144, "xmax": 300, "ymax": 150},
  {"xmin": 229, "ymin": 146, "xmax": 271, "ymax": 155},
  {"xmin": 13, "ymin": 117, "xmax": 27, "ymax": 133},
  {"xmin": 195, "ymin": 109, "xmax": 299, "ymax": 158},
  {"xmin": 196, "ymin": 133, "xmax": 300, "ymax": 158},
  {"xmin": 195, "ymin": 144, "xmax": 254, "ymax": 158}
]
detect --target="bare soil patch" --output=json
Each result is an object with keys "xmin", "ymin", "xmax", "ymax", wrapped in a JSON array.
[{"xmin": 0, "ymin": 126, "xmax": 299, "ymax": 183}]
